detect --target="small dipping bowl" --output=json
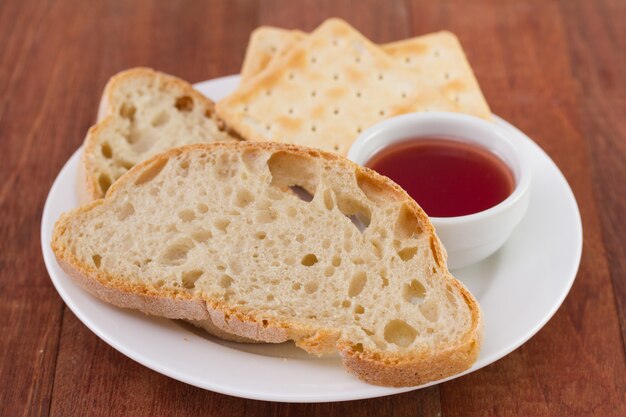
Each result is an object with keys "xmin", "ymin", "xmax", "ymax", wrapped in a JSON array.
[{"xmin": 348, "ymin": 112, "xmax": 531, "ymax": 269}]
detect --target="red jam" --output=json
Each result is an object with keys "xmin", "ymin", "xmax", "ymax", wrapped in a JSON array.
[{"xmin": 366, "ymin": 138, "xmax": 515, "ymax": 217}]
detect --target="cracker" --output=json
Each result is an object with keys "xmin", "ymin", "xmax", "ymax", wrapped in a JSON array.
[
  {"xmin": 240, "ymin": 27, "xmax": 490, "ymax": 119},
  {"xmin": 218, "ymin": 19, "xmax": 459, "ymax": 156},
  {"xmin": 384, "ymin": 32, "xmax": 490, "ymax": 119},
  {"xmin": 241, "ymin": 27, "xmax": 306, "ymax": 81}
]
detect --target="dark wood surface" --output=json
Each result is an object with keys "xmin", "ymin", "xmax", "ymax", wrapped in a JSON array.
[{"xmin": 1, "ymin": 0, "xmax": 624, "ymax": 415}]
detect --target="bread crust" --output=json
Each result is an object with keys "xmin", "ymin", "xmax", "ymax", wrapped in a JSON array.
[{"xmin": 53, "ymin": 141, "xmax": 481, "ymax": 387}]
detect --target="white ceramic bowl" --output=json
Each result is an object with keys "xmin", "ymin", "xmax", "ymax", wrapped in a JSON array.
[{"xmin": 348, "ymin": 112, "xmax": 531, "ymax": 269}]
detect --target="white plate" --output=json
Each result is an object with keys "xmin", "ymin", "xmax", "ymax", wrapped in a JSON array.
[{"xmin": 41, "ymin": 75, "xmax": 582, "ymax": 403}]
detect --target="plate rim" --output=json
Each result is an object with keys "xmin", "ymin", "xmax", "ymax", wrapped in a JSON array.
[{"xmin": 40, "ymin": 74, "xmax": 582, "ymax": 402}]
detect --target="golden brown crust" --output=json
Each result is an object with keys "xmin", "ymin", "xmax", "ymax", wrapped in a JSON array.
[{"xmin": 53, "ymin": 141, "xmax": 481, "ymax": 387}]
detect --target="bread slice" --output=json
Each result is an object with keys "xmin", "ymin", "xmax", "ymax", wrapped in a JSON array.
[
  {"xmin": 52, "ymin": 141, "xmax": 481, "ymax": 387},
  {"xmin": 80, "ymin": 67, "xmax": 237, "ymax": 202},
  {"xmin": 239, "ymin": 25, "xmax": 491, "ymax": 119},
  {"xmin": 216, "ymin": 19, "xmax": 461, "ymax": 157}
]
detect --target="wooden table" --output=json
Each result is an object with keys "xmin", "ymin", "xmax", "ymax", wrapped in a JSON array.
[{"xmin": 1, "ymin": 0, "xmax": 624, "ymax": 415}]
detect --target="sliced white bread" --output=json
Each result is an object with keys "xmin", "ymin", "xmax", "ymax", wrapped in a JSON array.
[
  {"xmin": 52, "ymin": 141, "xmax": 481, "ymax": 387},
  {"xmin": 80, "ymin": 67, "xmax": 236, "ymax": 202}
]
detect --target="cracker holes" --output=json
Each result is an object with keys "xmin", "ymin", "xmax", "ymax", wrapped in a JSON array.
[
  {"xmin": 444, "ymin": 72, "xmax": 451, "ymax": 80},
  {"xmin": 384, "ymin": 320, "xmax": 418, "ymax": 347},
  {"xmin": 310, "ymin": 90, "xmax": 317, "ymax": 97},
  {"xmin": 265, "ymin": 90, "xmax": 272, "ymax": 96},
  {"xmin": 404, "ymin": 56, "xmax": 411, "ymax": 64},
  {"xmin": 288, "ymin": 72, "xmax": 295, "ymax": 80},
  {"xmin": 255, "ymin": 231, "xmax": 267, "ymax": 240},
  {"xmin": 333, "ymin": 108, "xmax": 340, "ymax": 115},
  {"xmin": 379, "ymin": 109, "xmax": 386, "ymax": 116},
  {"xmin": 310, "ymin": 56, "xmax": 317, "ymax": 64},
  {"xmin": 332, "ymin": 74, "xmax": 339, "ymax": 81}
]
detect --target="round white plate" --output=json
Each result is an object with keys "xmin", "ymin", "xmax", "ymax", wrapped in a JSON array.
[{"xmin": 41, "ymin": 75, "xmax": 582, "ymax": 403}]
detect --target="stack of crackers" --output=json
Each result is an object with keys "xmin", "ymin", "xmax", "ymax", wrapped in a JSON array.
[{"xmin": 216, "ymin": 18, "xmax": 490, "ymax": 156}]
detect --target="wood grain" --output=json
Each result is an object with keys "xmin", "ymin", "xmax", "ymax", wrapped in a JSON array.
[
  {"xmin": 561, "ymin": 0, "xmax": 626, "ymax": 348},
  {"xmin": 1, "ymin": 0, "xmax": 625, "ymax": 416}
]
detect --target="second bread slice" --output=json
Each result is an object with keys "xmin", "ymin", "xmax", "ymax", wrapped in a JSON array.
[{"xmin": 80, "ymin": 67, "xmax": 237, "ymax": 202}]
